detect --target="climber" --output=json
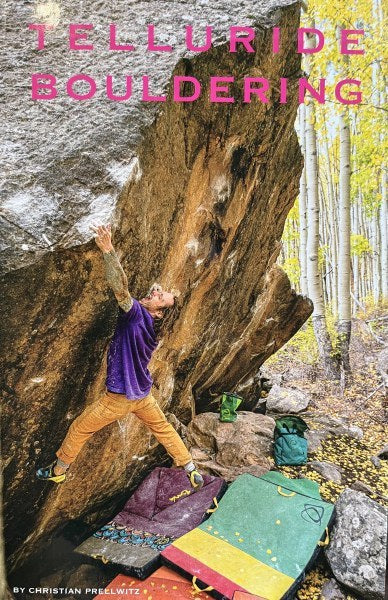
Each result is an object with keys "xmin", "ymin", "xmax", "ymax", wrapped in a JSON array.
[{"xmin": 36, "ymin": 224, "xmax": 203, "ymax": 490}]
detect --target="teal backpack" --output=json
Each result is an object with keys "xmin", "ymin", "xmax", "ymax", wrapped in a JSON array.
[{"xmin": 274, "ymin": 415, "xmax": 309, "ymax": 466}]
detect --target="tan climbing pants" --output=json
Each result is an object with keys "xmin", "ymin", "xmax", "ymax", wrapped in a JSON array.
[{"xmin": 56, "ymin": 390, "xmax": 192, "ymax": 467}]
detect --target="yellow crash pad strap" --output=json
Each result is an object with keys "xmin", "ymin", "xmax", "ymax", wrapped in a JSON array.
[
  {"xmin": 277, "ymin": 486, "xmax": 296, "ymax": 497},
  {"xmin": 192, "ymin": 576, "xmax": 214, "ymax": 593},
  {"xmin": 318, "ymin": 527, "xmax": 330, "ymax": 547},
  {"xmin": 91, "ymin": 554, "xmax": 109, "ymax": 564},
  {"xmin": 206, "ymin": 497, "xmax": 219, "ymax": 513}
]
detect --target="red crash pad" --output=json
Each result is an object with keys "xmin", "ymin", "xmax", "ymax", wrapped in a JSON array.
[{"xmin": 94, "ymin": 566, "xmax": 214, "ymax": 599}]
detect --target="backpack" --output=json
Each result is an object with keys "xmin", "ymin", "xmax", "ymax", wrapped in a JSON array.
[{"xmin": 274, "ymin": 415, "xmax": 309, "ymax": 466}]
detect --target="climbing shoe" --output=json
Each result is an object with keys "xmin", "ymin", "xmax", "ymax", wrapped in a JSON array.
[
  {"xmin": 187, "ymin": 469, "xmax": 204, "ymax": 490},
  {"xmin": 36, "ymin": 460, "xmax": 67, "ymax": 484}
]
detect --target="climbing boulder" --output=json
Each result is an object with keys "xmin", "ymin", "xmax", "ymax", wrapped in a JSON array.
[{"xmin": 325, "ymin": 488, "xmax": 387, "ymax": 600}]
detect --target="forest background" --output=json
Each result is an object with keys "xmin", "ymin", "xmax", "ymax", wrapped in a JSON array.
[
  {"xmin": 277, "ymin": 0, "xmax": 387, "ymax": 384},
  {"xmin": 275, "ymin": 1, "xmax": 387, "ymax": 595}
]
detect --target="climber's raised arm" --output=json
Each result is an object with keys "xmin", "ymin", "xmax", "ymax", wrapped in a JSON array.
[{"xmin": 90, "ymin": 224, "xmax": 133, "ymax": 313}]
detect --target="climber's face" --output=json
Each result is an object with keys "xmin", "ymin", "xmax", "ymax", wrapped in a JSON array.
[{"xmin": 140, "ymin": 283, "xmax": 175, "ymax": 318}]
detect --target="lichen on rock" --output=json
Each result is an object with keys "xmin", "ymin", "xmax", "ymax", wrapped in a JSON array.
[{"xmin": 325, "ymin": 488, "xmax": 387, "ymax": 600}]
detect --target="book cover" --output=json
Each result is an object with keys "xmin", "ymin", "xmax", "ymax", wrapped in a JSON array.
[{"xmin": 1, "ymin": 0, "xmax": 386, "ymax": 599}]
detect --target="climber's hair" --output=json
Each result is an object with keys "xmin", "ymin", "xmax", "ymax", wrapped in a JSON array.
[{"xmin": 153, "ymin": 296, "xmax": 181, "ymax": 340}]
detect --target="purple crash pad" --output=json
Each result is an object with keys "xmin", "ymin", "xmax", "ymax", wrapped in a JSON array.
[{"xmin": 75, "ymin": 466, "xmax": 227, "ymax": 579}]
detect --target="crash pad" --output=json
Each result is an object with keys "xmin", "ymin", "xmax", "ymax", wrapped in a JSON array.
[
  {"xmin": 76, "ymin": 467, "xmax": 226, "ymax": 579},
  {"xmin": 233, "ymin": 593, "xmax": 267, "ymax": 600},
  {"xmin": 161, "ymin": 472, "xmax": 335, "ymax": 600},
  {"xmin": 94, "ymin": 566, "xmax": 214, "ymax": 599}
]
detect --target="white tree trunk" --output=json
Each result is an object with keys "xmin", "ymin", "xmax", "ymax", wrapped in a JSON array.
[
  {"xmin": 372, "ymin": 212, "xmax": 381, "ymax": 304},
  {"xmin": 305, "ymin": 96, "xmax": 339, "ymax": 378},
  {"xmin": 360, "ymin": 255, "xmax": 366, "ymax": 301},
  {"xmin": 299, "ymin": 104, "xmax": 309, "ymax": 296},
  {"xmin": 380, "ymin": 169, "xmax": 388, "ymax": 299},
  {"xmin": 371, "ymin": 0, "xmax": 383, "ymax": 305},
  {"xmin": 332, "ymin": 211, "xmax": 339, "ymax": 316},
  {"xmin": 322, "ymin": 129, "xmax": 336, "ymax": 311},
  {"xmin": 338, "ymin": 109, "xmax": 352, "ymax": 372},
  {"xmin": 352, "ymin": 199, "xmax": 360, "ymax": 316}
]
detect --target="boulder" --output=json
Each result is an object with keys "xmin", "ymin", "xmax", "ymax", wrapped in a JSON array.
[
  {"xmin": 234, "ymin": 372, "xmax": 266, "ymax": 410},
  {"xmin": 376, "ymin": 443, "xmax": 388, "ymax": 460},
  {"xmin": 305, "ymin": 413, "xmax": 363, "ymax": 439},
  {"xmin": 40, "ymin": 564, "xmax": 110, "ymax": 597},
  {"xmin": 235, "ymin": 367, "xmax": 285, "ymax": 408},
  {"xmin": 3, "ymin": 0, "xmax": 301, "ymax": 275},
  {"xmin": 320, "ymin": 579, "xmax": 347, "ymax": 600},
  {"xmin": 306, "ymin": 431, "xmax": 327, "ymax": 454},
  {"xmin": 309, "ymin": 461, "xmax": 342, "ymax": 483},
  {"xmin": 1, "ymin": 0, "xmax": 312, "ymax": 571},
  {"xmin": 266, "ymin": 384, "xmax": 311, "ymax": 413},
  {"xmin": 326, "ymin": 488, "xmax": 387, "ymax": 600},
  {"xmin": 259, "ymin": 365, "xmax": 285, "ymax": 390},
  {"xmin": 186, "ymin": 412, "xmax": 275, "ymax": 481},
  {"xmin": 165, "ymin": 412, "xmax": 188, "ymax": 443}
]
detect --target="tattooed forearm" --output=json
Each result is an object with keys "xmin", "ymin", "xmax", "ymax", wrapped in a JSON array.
[{"xmin": 103, "ymin": 250, "xmax": 133, "ymax": 312}]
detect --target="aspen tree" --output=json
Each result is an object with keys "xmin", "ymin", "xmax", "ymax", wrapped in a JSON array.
[
  {"xmin": 381, "ymin": 171, "xmax": 388, "ymax": 299},
  {"xmin": 338, "ymin": 106, "xmax": 352, "ymax": 373},
  {"xmin": 305, "ymin": 26, "xmax": 339, "ymax": 379},
  {"xmin": 299, "ymin": 104, "xmax": 309, "ymax": 296}
]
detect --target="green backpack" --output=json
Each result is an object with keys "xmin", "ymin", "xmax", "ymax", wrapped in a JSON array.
[
  {"xmin": 274, "ymin": 415, "xmax": 309, "ymax": 466},
  {"xmin": 219, "ymin": 392, "xmax": 243, "ymax": 422}
]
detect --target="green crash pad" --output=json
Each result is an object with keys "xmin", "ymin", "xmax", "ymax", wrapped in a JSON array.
[{"xmin": 162, "ymin": 472, "xmax": 335, "ymax": 600}]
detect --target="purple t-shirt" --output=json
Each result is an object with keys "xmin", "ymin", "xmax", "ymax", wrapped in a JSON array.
[{"xmin": 106, "ymin": 299, "xmax": 158, "ymax": 400}]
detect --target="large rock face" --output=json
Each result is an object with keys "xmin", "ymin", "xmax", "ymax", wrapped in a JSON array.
[{"xmin": 1, "ymin": 0, "xmax": 312, "ymax": 572}]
